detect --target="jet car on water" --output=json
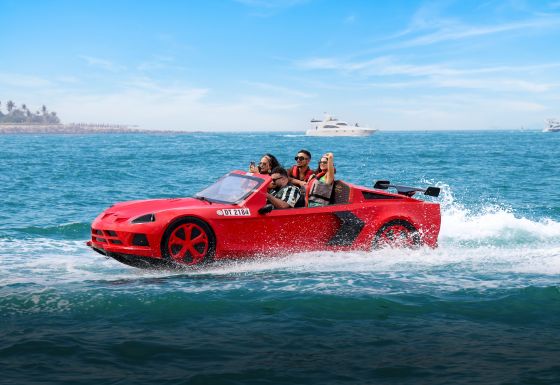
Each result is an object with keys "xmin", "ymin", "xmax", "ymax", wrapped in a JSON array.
[{"xmin": 87, "ymin": 171, "xmax": 441, "ymax": 269}]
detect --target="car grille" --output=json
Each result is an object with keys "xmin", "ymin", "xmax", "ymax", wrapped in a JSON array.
[{"xmin": 91, "ymin": 228, "xmax": 123, "ymax": 245}]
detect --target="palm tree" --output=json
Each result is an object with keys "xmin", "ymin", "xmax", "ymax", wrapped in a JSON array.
[
  {"xmin": 22, "ymin": 103, "xmax": 27, "ymax": 111},
  {"xmin": 50, "ymin": 111, "xmax": 60, "ymax": 123},
  {"xmin": 7, "ymin": 100, "xmax": 15, "ymax": 112},
  {"xmin": 41, "ymin": 105, "xmax": 47, "ymax": 115}
]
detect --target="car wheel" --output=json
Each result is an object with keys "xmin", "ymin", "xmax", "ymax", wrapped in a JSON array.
[
  {"xmin": 373, "ymin": 220, "xmax": 421, "ymax": 249},
  {"xmin": 161, "ymin": 217, "xmax": 216, "ymax": 266}
]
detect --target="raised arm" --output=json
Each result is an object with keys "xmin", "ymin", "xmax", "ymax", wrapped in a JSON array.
[{"xmin": 324, "ymin": 152, "xmax": 335, "ymax": 185}]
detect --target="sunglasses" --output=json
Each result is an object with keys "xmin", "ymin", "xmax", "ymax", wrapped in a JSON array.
[
  {"xmin": 294, "ymin": 156, "xmax": 308, "ymax": 161},
  {"xmin": 258, "ymin": 162, "xmax": 269, "ymax": 166},
  {"xmin": 319, "ymin": 161, "xmax": 328, "ymax": 164},
  {"xmin": 271, "ymin": 176, "xmax": 284, "ymax": 183}
]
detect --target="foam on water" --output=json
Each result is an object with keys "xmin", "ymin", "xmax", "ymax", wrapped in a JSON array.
[
  {"xmin": 438, "ymin": 184, "xmax": 560, "ymax": 246},
  {"xmin": 1, "ymin": 185, "xmax": 559, "ymax": 296}
]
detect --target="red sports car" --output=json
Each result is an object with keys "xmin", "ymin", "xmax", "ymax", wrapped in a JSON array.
[{"xmin": 87, "ymin": 171, "xmax": 441, "ymax": 268}]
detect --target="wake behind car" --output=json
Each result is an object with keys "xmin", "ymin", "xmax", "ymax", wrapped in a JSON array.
[{"xmin": 87, "ymin": 171, "xmax": 441, "ymax": 268}]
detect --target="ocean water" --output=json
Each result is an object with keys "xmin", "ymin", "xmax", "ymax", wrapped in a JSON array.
[{"xmin": 1, "ymin": 131, "xmax": 559, "ymax": 385}]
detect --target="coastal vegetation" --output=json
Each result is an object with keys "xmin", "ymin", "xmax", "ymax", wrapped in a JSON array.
[
  {"xmin": 0, "ymin": 99, "xmax": 175, "ymax": 134},
  {"xmin": 0, "ymin": 100, "xmax": 60, "ymax": 124}
]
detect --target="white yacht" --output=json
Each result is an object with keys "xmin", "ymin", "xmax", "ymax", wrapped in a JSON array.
[
  {"xmin": 543, "ymin": 118, "xmax": 560, "ymax": 132},
  {"xmin": 306, "ymin": 114, "xmax": 378, "ymax": 137}
]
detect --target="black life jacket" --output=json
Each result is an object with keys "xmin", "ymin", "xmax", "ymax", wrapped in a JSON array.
[{"xmin": 305, "ymin": 172, "xmax": 332, "ymax": 207}]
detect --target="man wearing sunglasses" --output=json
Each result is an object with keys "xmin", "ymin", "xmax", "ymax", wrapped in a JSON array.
[
  {"xmin": 289, "ymin": 149, "xmax": 314, "ymax": 188},
  {"xmin": 267, "ymin": 167, "xmax": 302, "ymax": 209}
]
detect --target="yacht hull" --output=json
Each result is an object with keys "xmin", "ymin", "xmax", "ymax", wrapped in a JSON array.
[
  {"xmin": 544, "ymin": 119, "xmax": 560, "ymax": 132},
  {"xmin": 306, "ymin": 129, "xmax": 377, "ymax": 137}
]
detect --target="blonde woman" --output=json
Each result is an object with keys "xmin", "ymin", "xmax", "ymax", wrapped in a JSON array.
[{"xmin": 307, "ymin": 152, "xmax": 335, "ymax": 207}]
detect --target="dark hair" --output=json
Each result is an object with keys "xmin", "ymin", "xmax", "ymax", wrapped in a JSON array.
[
  {"xmin": 263, "ymin": 153, "xmax": 280, "ymax": 170},
  {"xmin": 297, "ymin": 149, "xmax": 311, "ymax": 159},
  {"xmin": 314, "ymin": 155, "xmax": 336, "ymax": 175},
  {"xmin": 271, "ymin": 166, "xmax": 288, "ymax": 177}
]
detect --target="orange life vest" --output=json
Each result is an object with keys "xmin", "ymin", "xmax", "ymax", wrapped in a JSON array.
[{"xmin": 290, "ymin": 165, "xmax": 314, "ymax": 182}]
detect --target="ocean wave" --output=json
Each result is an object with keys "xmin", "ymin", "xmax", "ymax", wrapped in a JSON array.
[
  {"xmin": 10, "ymin": 222, "xmax": 91, "ymax": 239},
  {"xmin": 2, "ymin": 280, "xmax": 559, "ymax": 323},
  {"xmin": 1, "ymin": 187, "xmax": 560, "ymax": 293},
  {"xmin": 1, "ymin": 238, "xmax": 560, "ymax": 297},
  {"xmin": 438, "ymin": 183, "xmax": 560, "ymax": 246}
]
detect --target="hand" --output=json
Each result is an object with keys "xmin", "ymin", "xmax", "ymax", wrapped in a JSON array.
[{"xmin": 249, "ymin": 164, "xmax": 258, "ymax": 173}]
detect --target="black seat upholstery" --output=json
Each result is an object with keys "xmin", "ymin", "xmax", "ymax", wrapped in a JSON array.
[
  {"xmin": 295, "ymin": 188, "xmax": 306, "ymax": 208},
  {"xmin": 330, "ymin": 181, "xmax": 351, "ymax": 205}
]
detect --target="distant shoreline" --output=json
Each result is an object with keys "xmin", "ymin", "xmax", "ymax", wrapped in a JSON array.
[{"xmin": 0, "ymin": 123, "xmax": 198, "ymax": 134}]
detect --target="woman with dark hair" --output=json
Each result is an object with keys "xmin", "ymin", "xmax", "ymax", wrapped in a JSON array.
[
  {"xmin": 249, "ymin": 153, "xmax": 280, "ymax": 175},
  {"xmin": 307, "ymin": 152, "xmax": 335, "ymax": 207}
]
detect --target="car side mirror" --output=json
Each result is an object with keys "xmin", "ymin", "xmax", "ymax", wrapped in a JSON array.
[{"xmin": 258, "ymin": 204, "xmax": 273, "ymax": 215}]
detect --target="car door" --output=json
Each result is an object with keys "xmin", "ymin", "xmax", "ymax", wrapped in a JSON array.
[
  {"xmin": 255, "ymin": 206, "xmax": 340, "ymax": 254},
  {"xmin": 213, "ymin": 205, "xmax": 340, "ymax": 256}
]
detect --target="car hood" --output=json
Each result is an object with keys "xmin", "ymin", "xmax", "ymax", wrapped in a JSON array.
[{"xmin": 101, "ymin": 198, "xmax": 213, "ymax": 219}]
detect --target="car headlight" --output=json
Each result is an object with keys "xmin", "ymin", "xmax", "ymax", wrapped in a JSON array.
[{"xmin": 131, "ymin": 214, "xmax": 156, "ymax": 224}]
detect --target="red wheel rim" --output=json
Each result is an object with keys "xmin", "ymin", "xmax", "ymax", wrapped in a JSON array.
[
  {"xmin": 167, "ymin": 223, "xmax": 209, "ymax": 264},
  {"xmin": 377, "ymin": 224, "xmax": 416, "ymax": 248}
]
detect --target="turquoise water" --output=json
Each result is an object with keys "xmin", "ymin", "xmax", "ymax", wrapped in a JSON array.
[{"xmin": 1, "ymin": 131, "xmax": 560, "ymax": 384}]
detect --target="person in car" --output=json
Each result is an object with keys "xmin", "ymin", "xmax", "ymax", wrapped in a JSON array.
[
  {"xmin": 288, "ymin": 149, "xmax": 314, "ymax": 188},
  {"xmin": 307, "ymin": 152, "xmax": 335, "ymax": 207},
  {"xmin": 249, "ymin": 153, "xmax": 280, "ymax": 175},
  {"xmin": 267, "ymin": 167, "xmax": 301, "ymax": 209}
]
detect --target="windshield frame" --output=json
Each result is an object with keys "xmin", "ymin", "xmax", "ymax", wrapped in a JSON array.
[{"xmin": 194, "ymin": 173, "xmax": 265, "ymax": 205}]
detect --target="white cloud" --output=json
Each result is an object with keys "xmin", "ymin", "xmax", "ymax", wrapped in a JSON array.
[
  {"xmin": 0, "ymin": 73, "xmax": 52, "ymax": 87},
  {"xmin": 244, "ymin": 81, "xmax": 314, "ymax": 98},
  {"xmin": 297, "ymin": 57, "xmax": 341, "ymax": 70},
  {"xmin": 298, "ymin": 56, "xmax": 457, "ymax": 76},
  {"xmin": 136, "ymin": 56, "xmax": 187, "ymax": 72},
  {"xmin": 45, "ymin": 82, "xmax": 305, "ymax": 131},
  {"xmin": 234, "ymin": 0, "xmax": 308, "ymax": 9},
  {"xmin": 434, "ymin": 78, "xmax": 554, "ymax": 93},
  {"xmin": 56, "ymin": 76, "xmax": 81, "ymax": 84},
  {"xmin": 387, "ymin": 5, "xmax": 560, "ymax": 49},
  {"xmin": 0, "ymin": 67, "xmax": 309, "ymax": 131},
  {"xmin": 296, "ymin": 55, "xmax": 560, "ymax": 94},
  {"xmin": 399, "ymin": 18, "xmax": 560, "ymax": 48},
  {"xmin": 234, "ymin": 0, "xmax": 309, "ymax": 17},
  {"xmin": 2, "ymin": 55, "xmax": 555, "ymax": 132},
  {"xmin": 5, "ymin": 80, "xmax": 549, "ymax": 131},
  {"xmin": 344, "ymin": 14, "xmax": 356, "ymax": 24},
  {"xmin": 361, "ymin": 94, "xmax": 548, "ymax": 130},
  {"xmin": 79, "ymin": 55, "xmax": 126, "ymax": 72}
]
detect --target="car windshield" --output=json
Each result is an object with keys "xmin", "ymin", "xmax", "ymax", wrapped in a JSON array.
[{"xmin": 195, "ymin": 173, "xmax": 263, "ymax": 204}]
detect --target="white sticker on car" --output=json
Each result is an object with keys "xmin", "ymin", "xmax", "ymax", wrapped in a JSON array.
[{"xmin": 217, "ymin": 208, "xmax": 251, "ymax": 216}]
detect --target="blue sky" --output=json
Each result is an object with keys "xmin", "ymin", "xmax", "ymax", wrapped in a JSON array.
[{"xmin": 1, "ymin": 0, "xmax": 559, "ymax": 131}]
